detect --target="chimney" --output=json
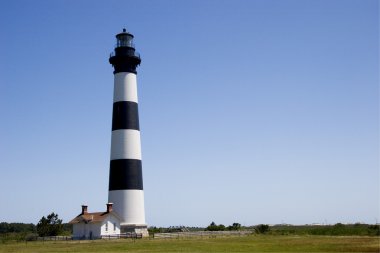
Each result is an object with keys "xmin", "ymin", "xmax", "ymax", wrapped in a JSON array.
[
  {"xmin": 81, "ymin": 205, "xmax": 88, "ymax": 215},
  {"xmin": 106, "ymin": 203, "xmax": 113, "ymax": 213}
]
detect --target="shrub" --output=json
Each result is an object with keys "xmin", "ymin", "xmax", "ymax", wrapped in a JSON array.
[{"xmin": 255, "ymin": 224, "xmax": 270, "ymax": 234}]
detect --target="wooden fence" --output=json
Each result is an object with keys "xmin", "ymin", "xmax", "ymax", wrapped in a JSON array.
[
  {"xmin": 152, "ymin": 230, "xmax": 253, "ymax": 239},
  {"xmin": 35, "ymin": 236, "xmax": 72, "ymax": 241},
  {"xmin": 101, "ymin": 233, "xmax": 143, "ymax": 239}
]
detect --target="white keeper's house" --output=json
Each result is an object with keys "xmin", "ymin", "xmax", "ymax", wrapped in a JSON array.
[{"xmin": 69, "ymin": 203, "xmax": 122, "ymax": 239}]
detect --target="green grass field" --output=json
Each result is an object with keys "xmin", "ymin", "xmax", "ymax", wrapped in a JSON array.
[{"xmin": 0, "ymin": 235, "xmax": 379, "ymax": 253}]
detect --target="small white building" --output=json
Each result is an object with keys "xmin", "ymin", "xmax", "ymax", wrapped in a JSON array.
[{"xmin": 69, "ymin": 203, "xmax": 122, "ymax": 239}]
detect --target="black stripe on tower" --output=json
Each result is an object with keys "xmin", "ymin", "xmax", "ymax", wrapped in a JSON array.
[
  {"xmin": 112, "ymin": 101, "xmax": 140, "ymax": 131},
  {"xmin": 109, "ymin": 47, "xmax": 141, "ymax": 74},
  {"xmin": 109, "ymin": 159, "xmax": 143, "ymax": 190}
]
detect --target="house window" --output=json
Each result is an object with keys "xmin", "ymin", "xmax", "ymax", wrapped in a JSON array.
[
  {"xmin": 114, "ymin": 223, "xmax": 116, "ymax": 231},
  {"xmin": 105, "ymin": 223, "xmax": 108, "ymax": 232}
]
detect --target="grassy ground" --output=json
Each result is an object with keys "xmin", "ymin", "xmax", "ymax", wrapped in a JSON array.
[{"xmin": 0, "ymin": 235, "xmax": 378, "ymax": 253}]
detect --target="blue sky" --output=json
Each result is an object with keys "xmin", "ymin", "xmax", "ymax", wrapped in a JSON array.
[{"xmin": 0, "ymin": 0, "xmax": 378, "ymax": 227}]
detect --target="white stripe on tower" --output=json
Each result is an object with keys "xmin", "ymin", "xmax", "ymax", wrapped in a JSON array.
[
  {"xmin": 108, "ymin": 29, "xmax": 147, "ymax": 234},
  {"xmin": 111, "ymin": 129, "xmax": 141, "ymax": 160},
  {"xmin": 113, "ymin": 73, "xmax": 138, "ymax": 103}
]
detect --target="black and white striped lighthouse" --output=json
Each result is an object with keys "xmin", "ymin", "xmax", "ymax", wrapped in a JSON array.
[{"xmin": 108, "ymin": 29, "xmax": 148, "ymax": 236}]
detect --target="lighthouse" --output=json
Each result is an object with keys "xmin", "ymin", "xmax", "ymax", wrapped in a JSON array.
[{"xmin": 108, "ymin": 29, "xmax": 148, "ymax": 236}]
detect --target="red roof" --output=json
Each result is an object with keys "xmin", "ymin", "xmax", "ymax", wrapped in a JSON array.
[{"xmin": 69, "ymin": 212, "xmax": 114, "ymax": 224}]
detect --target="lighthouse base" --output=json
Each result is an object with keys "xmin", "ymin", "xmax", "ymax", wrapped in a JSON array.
[{"xmin": 121, "ymin": 224, "xmax": 149, "ymax": 237}]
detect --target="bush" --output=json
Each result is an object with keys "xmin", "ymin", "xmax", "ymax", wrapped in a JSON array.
[
  {"xmin": 255, "ymin": 224, "xmax": 270, "ymax": 234},
  {"xmin": 205, "ymin": 222, "xmax": 226, "ymax": 231},
  {"xmin": 227, "ymin": 223, "xmax": 241, "ymax": 231},
  {"xmin": 368, "ymin": 225, "xmax": 380, "ymax": 236},
  {"xmin": 25, "ymin": 233, "xmax": 38, "ymax": 241}
]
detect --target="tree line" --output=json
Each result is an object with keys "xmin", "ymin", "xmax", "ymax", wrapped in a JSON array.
[
  {"xmin": 269, "ymin": 223, "xmax": 380, "ymax": 236},
  {"xmin": 148, "ymin": 222, "xmax": 270, "ymax": 234},
  {"xmin": 0, "ymin": 222, "xmax": 36, "ymax": 234},
  {"xmin": 1, "ymin": 212, "xmax": 72, "ymax": 241},
  {"xmin": 205, "ymin": 222, "xmax": 270, "ymax": 233},
  {"xmin": 150, "ymin": 222, "xmax": 379, "ymax": 236}
]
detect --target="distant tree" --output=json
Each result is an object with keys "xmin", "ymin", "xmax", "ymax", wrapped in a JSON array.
[
  {"xmin": 227, "ymin": 223, "xmax": 241, "ymax": 231},
  {"xmin": 36, "ymin": 212, "xmax": 63, "ymax": 237},
  {"xmin": 255, "ymin": 224, "xmax": 270, "ymax": 234},
  {"xmin": 217, "ymin": 224, "xmax": 226, "ymax": 231},
  {"xmin": 206, "ymin": 222, "xmax": 217, "ymax": 231},
  {"xmin": 206, "ymin": 222, "xmax": 226, "ymax": 231}
]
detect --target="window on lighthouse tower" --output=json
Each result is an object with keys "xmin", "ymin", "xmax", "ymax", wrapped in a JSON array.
[{"xmin": 117, "ymin": 34, "xmax": 133, "ymax": 47}]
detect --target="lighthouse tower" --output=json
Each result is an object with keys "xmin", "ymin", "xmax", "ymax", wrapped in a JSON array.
[{"xmin": 108, "ymin": 29, "xmax": 148, "ymax": 236}]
